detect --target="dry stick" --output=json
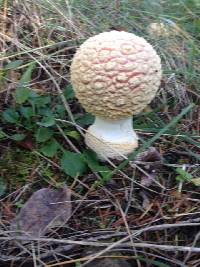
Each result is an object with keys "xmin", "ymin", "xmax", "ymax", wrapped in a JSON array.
[
  {"xmin": 2, "ymin": 222, "xmax": 200, "ymax": 245},
  {"xmin": 56, "ymin": 124, "xmax": 80, "ymax": 153},
  {"xmin": 124, "ymin": 168, "xmax": 136, "ymax": 215},
  {"xmin": 2, "ymin": 0, "xmax": 7, "ymax": 39},
  {"xmin": 15, "ymin": 240, "xmax": 45, "ymax": 266},
  {"xmin": 77, "ymin": 220, "xmax": 200, "ymax": 267},
  {"xmin": 33, "ymin": 151, "xmax": 61, "ymax": 169},
  {"xmin": 3, "ymin": 234, "xmax": 200, "ymax": 267},
  {"xmin": 183, "ymin": 231, "xmax": 200, "ymax": 264},
  {"xmin": 81, "ymin": 244, "xmax": 200, "ymax": 267},
  {"xmin": 47, "ymin": 248, "xmax": 188, "ymax": 267},
  {"xmin": 64, "ymin": 0, "xmax": 75, "ymax": 34},
  {"xmin": 0, "ymin": 184, "xmax": 30, "ymax": 202},
  {"xmin": 116, "ymin": 199, "xmax": 142, "ymax": 267},
  {"xmin": 0, "ymin": 228, "xmax": 192, "ymax": 266},
  {"xmin": 121, "ymin": 242, "xmax": 200, "ymax": 252},
  {"xmin": 31, "ymin": 242, "xmax": 37, "ymax": 267},
  {"xmin": 39, "ymin": 245, "xmax": 75, "ymax": 260}
]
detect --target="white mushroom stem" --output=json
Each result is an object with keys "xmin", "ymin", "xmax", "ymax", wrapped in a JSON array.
[{"xmin": 85, "ymin": 116, "xmax": 138, "ymax": 160}]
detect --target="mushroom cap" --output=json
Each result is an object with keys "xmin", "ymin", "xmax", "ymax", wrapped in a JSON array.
[
  {"xmin": 70, "ymin": 31, "xmax": 162, "ymax": 120},
  {"xmin": 147, "ymin": 22, "xmax": 178, "ymax": 37},
  {"xmin": 147, "ymin": 22, "xmax": 170, "ymax": 37}
]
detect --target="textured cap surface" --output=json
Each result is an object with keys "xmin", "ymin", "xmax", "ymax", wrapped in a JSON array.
[{"xmin": 70, "ymin": 31, "xmax": 162, "ymax": 120}]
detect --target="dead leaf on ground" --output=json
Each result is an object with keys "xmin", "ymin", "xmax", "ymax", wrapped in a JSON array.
[
  {"xmin": 135, "ymin": 147, "xmax": 162, "ymax": 162},
  {"xmin": 140, "ymin": 172, "xmax": 157, "ymax": 188},
  {"xmin": 18, "ymin": 135, "xmax": 35, "ymax": 150},
  {"xmin": 10, "ymin": 187, "xmax": 71, "ymax": 238}
]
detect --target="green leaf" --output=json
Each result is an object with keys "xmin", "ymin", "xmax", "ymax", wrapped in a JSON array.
[
  {"xmin": 40, "ymin": 139, "xmax": 59, "ymax": 157},
  {"xmin": 176, "ymin": 168, "xmax": 193, "ymax": 182},
  {"xmin": 185, "ymin": 149, "xmax": 200, "ymax": 161},
  {"xmin": 0, "ymin": 177, "xmax": 6, "ymax": 197},
  {"xmin": 0, "ymin": 130, "xmax": 7, "ymax": 139},
  {"xmin": 39, "ymin": 108, "xmax": 53, "ymax": 117},
  {"xmin": 28, "ymin": 90, "xmax": 39, "ymax": 98},
  {"xmin": 66, "ymin": 130, "xmax": 81, "ymax": 141},
  {"xmin": 29, "ymin": 95, "xmax": 51, "ymax": 107},
  {"xmin": 37, "ymin": 115, "xmax": 55, "ymax": 127},
  {"xmin": 64, "ymin": 84, "xmax": 75, "ymax": 100},
  {"xmin": 4, "ymin": 60, "xmax": 24, "ymax": 70},
  {"xmin": 55, "ymin": 104, "xmax": 65, "ymax": 118},
  {"xmin": 61, "ymin": 151, "xmax": 87, "ymax": 178},
  {"xmin": 19, "ymin": 63, "xmax": 35, "ymax": 86},
  {"xmin": 35, "ymin": 128, "xmax": 53, "ymax": 143},
  {"xmin": 83, "ymin": 149, "xmax": 111, "ymax": 181},
  {"xmin": 15, "ymin": 201, "xmax": 24, "ymax": 208},
  {"xmin": 20, "ymin": 106, "xmax": 34, "ymax": 119},
  {"xmin": 76, "ymin": 113, "xmax": 95, "ymax": 126},
  {"xmin": 9, "ymin": 133, "xmax": 26, "ymax": 141},
  {"xmin": 3, "ymin": 108, "xmax": 20, "ymax": 124},
  {"xmin": 15, "ymin": 87, "xmax": 30, "ymax": 104}
]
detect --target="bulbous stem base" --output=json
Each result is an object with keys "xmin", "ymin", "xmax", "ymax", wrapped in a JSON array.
[{"xmin": 85, "ymin": 116, "xmax": 138, "ymax": 160}]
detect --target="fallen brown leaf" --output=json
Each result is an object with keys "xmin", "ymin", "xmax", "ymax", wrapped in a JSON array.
[
  {"xmin": 135, "ymin": 147, "xmax": 162, "ymax": 162},
  {"xmin": 11, "ymin": 187, "xmax": 71, "ymax": 237},
  {"xmin": 140, "ymin": 172, "xmax": 157, "ymax": 188}
]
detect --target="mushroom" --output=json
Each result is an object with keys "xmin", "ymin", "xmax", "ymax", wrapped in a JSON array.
[
  {"xmin": 147, "ymin": 21, "xmax": 179, "ymax": 38},
  {"xmin": 70, "ymin": 31, "xmax": 162, "ymax": 160}
]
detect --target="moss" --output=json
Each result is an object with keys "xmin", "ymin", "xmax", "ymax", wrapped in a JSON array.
[{"xmin": 0, "ymin": 148, "xmax": 39, "ymax": 190}]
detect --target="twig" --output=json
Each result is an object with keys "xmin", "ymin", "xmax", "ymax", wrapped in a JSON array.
[
  {"xmin": 56, "ymin": 124, "xmax": 80, "ymax": 153},
  {"xmin": 1, "ymin": 222, "xmax": 200, "ymax": 245}
]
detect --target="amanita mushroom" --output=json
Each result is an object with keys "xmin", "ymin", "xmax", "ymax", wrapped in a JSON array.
[
  {"xmin": 70, "ymin": 31, "xmax": 162, "ymax": 160},
  {"xmin": 147, "ymin": 21, "xmax": 179, "ymax": 37}
]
